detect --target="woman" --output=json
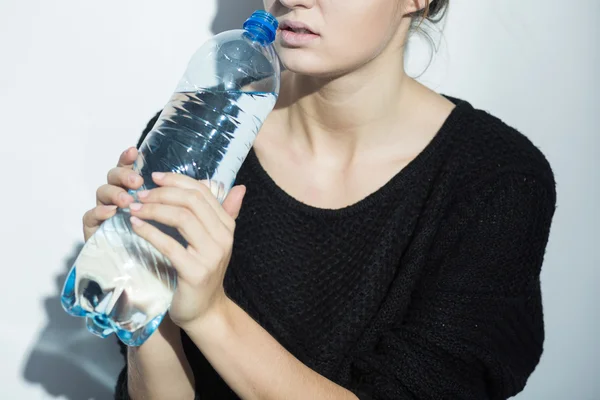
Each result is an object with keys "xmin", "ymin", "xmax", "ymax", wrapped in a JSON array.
[{"xmin": 85, "ymin": 0, "xmax": 557, "ymax": 399}]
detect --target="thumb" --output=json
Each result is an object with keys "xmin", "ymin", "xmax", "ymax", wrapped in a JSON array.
[{"xmin": 222, "ymin": 185, "xmax": 246, "ymax": 220}]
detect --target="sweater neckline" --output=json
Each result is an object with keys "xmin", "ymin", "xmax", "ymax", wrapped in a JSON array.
[{"xmin": 245, "ymin": 96, "xmax": 470, "ymax": 219}]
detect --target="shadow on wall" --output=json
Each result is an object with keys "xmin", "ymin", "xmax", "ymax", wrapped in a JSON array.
[
  {"xmin": 20, "ymin": 1, "xmax": 265, "ymax": 399},
  {"xmin": 211, "ymin": 0, "xmax": 265, "ymax": 34},
  {"xmin": 22, "ymin": 243, "xmax": 123, "ymax": 400}
]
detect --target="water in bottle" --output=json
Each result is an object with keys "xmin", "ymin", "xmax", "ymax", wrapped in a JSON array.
[{"xmin": 61, "ymin": 10, "xmax": 280, "ymax": 346}]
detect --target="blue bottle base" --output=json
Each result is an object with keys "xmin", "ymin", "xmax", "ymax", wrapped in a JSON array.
[{"xmin": 61, "ymin": 266, "xmax": 164, "ymax": 347}]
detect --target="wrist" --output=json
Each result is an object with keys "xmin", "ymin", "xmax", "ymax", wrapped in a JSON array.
[{"xmin": 180, "ymin": 295, "xmax": 233, "ymax": 337}]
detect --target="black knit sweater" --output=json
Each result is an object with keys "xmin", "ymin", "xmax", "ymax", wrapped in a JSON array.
[{"xmin": 115, "ymin": 97, "xmax": 557, "ymax": 399}]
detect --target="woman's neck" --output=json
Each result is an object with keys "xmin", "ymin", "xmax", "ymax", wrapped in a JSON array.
[{"xmin": 275, "ymin": 47, "xmax": 428, "ymax": 164}]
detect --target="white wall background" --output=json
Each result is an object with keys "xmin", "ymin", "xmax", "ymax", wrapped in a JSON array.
[{"xmin": 0, "ymin": 0, "xmax": 597, "ymax": 399}]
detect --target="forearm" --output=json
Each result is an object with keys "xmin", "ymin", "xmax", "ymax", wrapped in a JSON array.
[
  {"xmin": 183, "ymin": 298, "xmax": 358, "ymax": 400},
  {"xmin": 127, "ymin": 316, "xmax": 195, "ymax": 400}
]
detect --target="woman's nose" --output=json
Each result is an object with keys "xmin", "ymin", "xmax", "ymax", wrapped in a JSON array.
[{"xmin": 278, "ymin": 0, "xmax": 316, "ymax": 10}]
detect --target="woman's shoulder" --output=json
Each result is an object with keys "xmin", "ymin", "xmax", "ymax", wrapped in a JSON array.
[{"xmin": 442, "ymin": 96, "xmax": 555, "ymax": 191}]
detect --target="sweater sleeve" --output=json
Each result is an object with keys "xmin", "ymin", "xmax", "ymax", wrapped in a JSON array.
[
  {"xmin": 114, "ymin": 341, "xmax": 129, "ymax": 399},
  {"xmin": 347, "ymin": 172, "xmax": 556, "ymax": 400}
]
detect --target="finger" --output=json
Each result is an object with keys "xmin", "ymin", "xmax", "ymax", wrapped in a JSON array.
[
  {"xmin": 129, "ymin": 216, "xmax": 196, "ymax": 276},
  {"xmin": 117, "ymin": 147, "xmax": 138, "ymax": 168},
  {"xmin": 151, "ymin": 173, "xmax": 233, "ymax": 228},
  {"xmin": 83, "ymin": 205, "xmax": 118, "ymax": 231},
  {"xmin": 107, "ymin": 167, "xmax": 143, "ymax": 190},
  {"xmin": 129, "ymin": 202, "xmax": 215, "ymax": 251},
  {"xmin": 136, "ymin": 186, "xmax": 228, "ymax": 237},
  {"xmin": 222, "ymin": 185, "xmax": 246, "ymax": 220},
  {"xmin": 96, "ymin": 184, "xmax": 135, "ymax": 207}
]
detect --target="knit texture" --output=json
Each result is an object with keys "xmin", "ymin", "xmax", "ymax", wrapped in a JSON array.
[{"xmin": 115, "ymin": 97, "xmax": 556, "ymax": 399}]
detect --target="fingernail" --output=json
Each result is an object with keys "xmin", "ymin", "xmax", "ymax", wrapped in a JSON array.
[
  {"xmin": 152, "ymin": 172, "xmax": 165, "ymax": 180},
  {"xmin": 137, "ymin": 190, "xmax": 149, "ymax": 199},
  {"xmin": 103, "ymin": 205, "xmax": 118, "ymax": 212},
  {"xmin": 128, "ymin": 174, "xmax": 139, "ymax": 184},
  {"xmin": 130, "ymin": 216, "xmax": 144, "ymax": 227},
  {"xmin": 129, "ymin": 203, "xmax": 142, "ymax": 211}
]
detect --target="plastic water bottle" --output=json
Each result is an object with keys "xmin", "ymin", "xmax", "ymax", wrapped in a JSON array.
[{"xmin": 61, "ymin": 10, "xmax": 280, "ymax": 346}]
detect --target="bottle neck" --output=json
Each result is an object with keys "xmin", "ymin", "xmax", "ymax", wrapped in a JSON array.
[{"xmin": 244, "ymin": 25, "xmax": 272, "ymax": 45}]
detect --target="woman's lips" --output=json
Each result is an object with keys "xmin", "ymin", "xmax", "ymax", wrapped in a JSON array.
[
  {"xmin": 278, "ymin": 20, "xmax": 320, "ymax": 47},
  {"xmin": 279, "ymin": 29, "xmax": 320, "ymax": 46}
]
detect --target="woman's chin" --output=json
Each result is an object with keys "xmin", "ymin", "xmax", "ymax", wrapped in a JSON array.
[{"xmin": 278, "ymin": 56, "xmax": 343, "ymax": 79}]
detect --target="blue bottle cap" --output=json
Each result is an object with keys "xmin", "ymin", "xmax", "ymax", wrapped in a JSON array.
[{"xmin": 243, "ymin": 10, "xmax": 278, "ymax": 44}]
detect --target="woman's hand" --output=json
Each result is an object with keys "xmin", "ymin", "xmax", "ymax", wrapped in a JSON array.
[
  {"xmin": 82, "ymin": 147, "xmax": 141, "ymax": 241},
  {"xmin": 127, "ymin": 172, "xmax": 246, "ymax": 329}
]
